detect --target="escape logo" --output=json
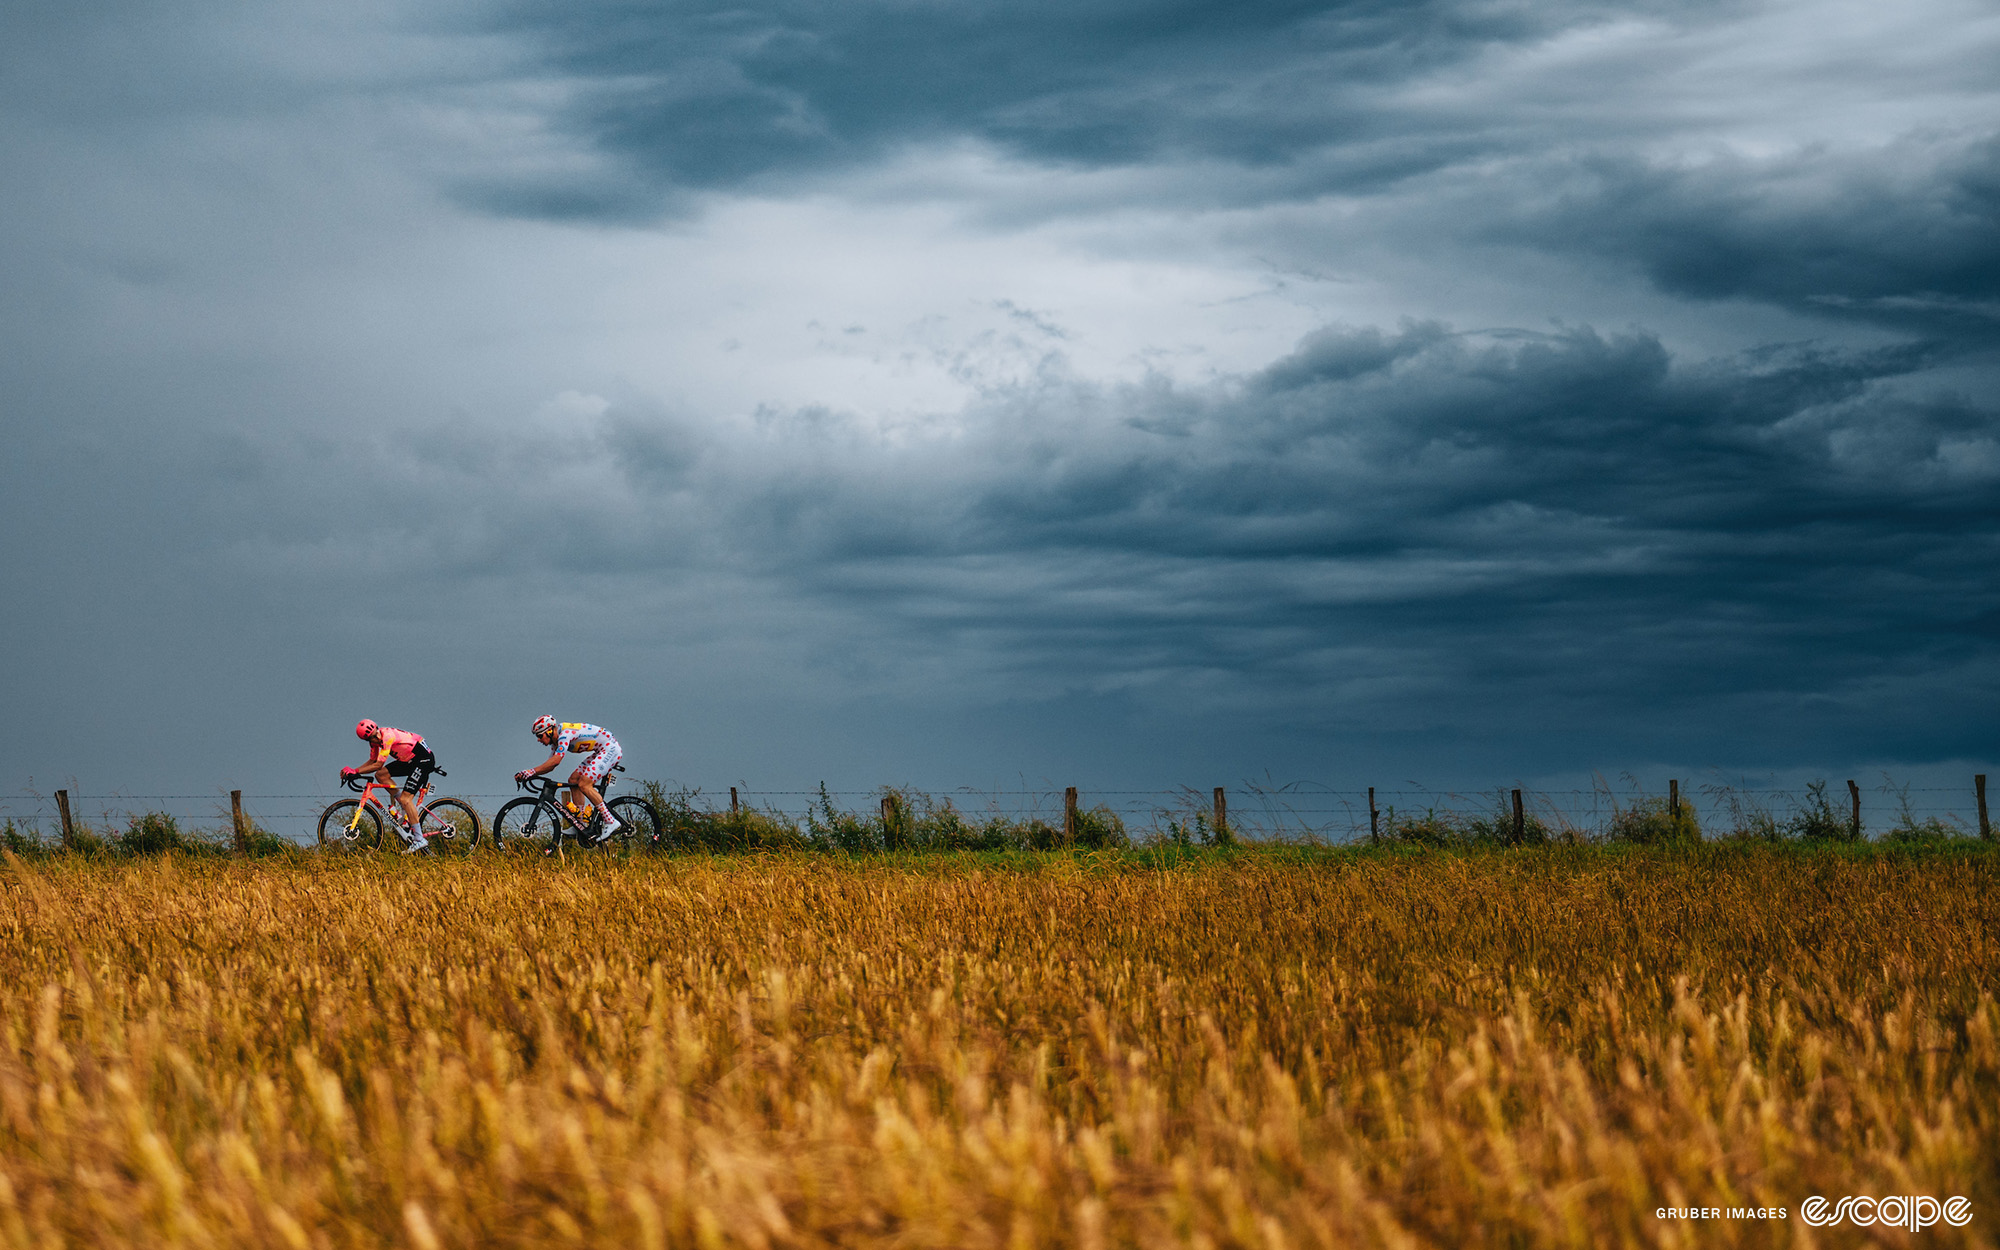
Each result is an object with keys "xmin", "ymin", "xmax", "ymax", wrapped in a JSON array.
[{"xmin": 1801, "ymin": 1196, "xmax": 1973, "ymax": 1230}]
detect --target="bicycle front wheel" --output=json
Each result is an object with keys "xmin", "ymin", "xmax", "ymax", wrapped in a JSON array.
[
  {"xmin": 492, "ymin": 796, "xmax": 564, "ymax": 855},
  {"xmin": 606, "ymin": 796, "xmax": 658, "ymax": 846},
  {"xmin": 420, "ymin": 798, "xmax": 482, "ymax": 855},
  {"xmin": 318, "ymin": 799, "xmax": 382, "ymax": 852}
]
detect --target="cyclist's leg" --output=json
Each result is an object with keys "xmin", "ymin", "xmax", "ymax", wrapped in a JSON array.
[
  {"xmin": 570, "ymin": 740, "xmax": 621, "ymax": 826},
  {"xmin": 568, "ymin": 772, "xmax": 596, "ymax": 820},
  {"xmin": 385, "ymin": 759, "xmax": 424, "ymax": 837},
  {"xmin": 557, "ymin": 777, "xmax": 589, "ymax": 829},
  {"xmin": 369, "ymin": 767, "xmax": 400, "ymax": 824},
  {"xmin": 401, "ymin": 751, "xmax": 436, "ymax": 828}
]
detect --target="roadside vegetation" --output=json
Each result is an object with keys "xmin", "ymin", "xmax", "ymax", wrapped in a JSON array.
[
  {"xmin": 0, "ymin": 844, "xmax": 1993, "ymax": 1247},
  {"xmin": 7, "ymin": 773, "xmax": 1986, "ymax": 859},
  {"xmin": 0, "ymin": 809, "xmax": 293, "ymax": 859},
  {"xmin": 639, "ymin": 782, "xmax": 1146, "ymax": 853}
]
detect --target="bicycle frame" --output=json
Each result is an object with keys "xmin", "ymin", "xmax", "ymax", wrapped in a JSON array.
[
  {"xmin": 516, "ymin": 768, "xmax": 619, "ymax": 820},
  {"xmin": 507, "ymin": 764, "xmax": 626, "ymax": 847},
  {"xmin": 341, "ymin": 771, "xmax": 432, "ymax": 833}
]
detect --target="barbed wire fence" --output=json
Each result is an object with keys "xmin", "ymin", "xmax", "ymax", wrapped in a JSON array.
[{"xmin": 1, "ymin": 774, "xmax": 1990, "ymax": 848}]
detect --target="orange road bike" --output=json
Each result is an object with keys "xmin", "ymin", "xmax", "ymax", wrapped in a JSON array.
[{"xmin": 317, "ymin": 770, "xmax": 482, "ymax": 854}]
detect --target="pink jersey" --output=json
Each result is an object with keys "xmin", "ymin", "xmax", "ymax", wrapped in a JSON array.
[{"xmin": 364, "ymin": 727, "xmax": 425, "ymax": 767}]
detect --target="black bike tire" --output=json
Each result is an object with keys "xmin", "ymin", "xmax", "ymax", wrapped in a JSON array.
[
  {"xmin": 493, "ymin": 796, "xmax": 565, "ymax": 854},
  {"xmin": 318, "ymin": 798, "xmax": 383, "ymax": 851},
  {"xmin": 606, "ymin": 796, "xmax": 658, "ymax": 845},
  {"xmin": 420, "ymin": 798, "xmax": 482, "ymax": 854}
]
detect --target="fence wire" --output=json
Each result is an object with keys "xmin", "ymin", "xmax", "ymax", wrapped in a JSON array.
[{"xmin": 2, "ymin": 778, "xmax": 1987, "ymax": 847}]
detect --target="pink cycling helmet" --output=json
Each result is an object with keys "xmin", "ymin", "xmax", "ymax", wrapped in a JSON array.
[
  {"xmin": 355, "ymin": 718, "xmax": 379, "ymax": 740},
  {"xmin": 532, "ymin": 715, "xmax": 558, "ymax": 740}
]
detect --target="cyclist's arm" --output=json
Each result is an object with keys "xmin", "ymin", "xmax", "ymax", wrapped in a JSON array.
[
  {"xmin": 523, "ymin": 750, "xmax": 566, "ymax": 776},
  {"xmin": 352, "ymin": 748, "xmax": 390, "ymax": 774}
]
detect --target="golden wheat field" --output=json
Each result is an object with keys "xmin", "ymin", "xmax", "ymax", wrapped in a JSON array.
[{"xmin": 0, "ymin": 846, "xmax": 1994, "ymax": 1249}]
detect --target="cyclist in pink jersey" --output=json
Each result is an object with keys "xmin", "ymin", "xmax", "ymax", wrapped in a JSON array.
[
  {"xmin": 516, "ymin": 716, "xmax": 624, "ymax": 841},
  {"xmin": 342, "ymin": 719, "xmax": 437, "ymax": 852}
]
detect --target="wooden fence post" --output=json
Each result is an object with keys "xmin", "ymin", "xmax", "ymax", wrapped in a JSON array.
[
  {"xmin": 1368, "ymin": 786, "xmax": 1378, "ymax": 844},
  {"xmin": 880, "ymin": 795, "xmax": 899, "ymax": 848},
  {"xmin": 1977, "ymin": 774, "xmax": 1990, "ymax": 840},
  {"xmin": 1212, "ymin": 787, "xmax": 1226, "ymax": 840},
  {"xmin": 1064, "ymin": 787, "xmax": 1078, "ymax": 843},
  {"xmin": 1669, "ymin": 779, "xmax": 1679, "ymax": 819},
  {"xmin": 1511, "ymin": 789, "xmax": 1524, "ymax": 845},
  {"xmin": 730, "ymin": 787, "xmax": 739, "ymax": 815},
  {"xmin": 231, "ymin": 790, "xmax": 247, "ymax": 853},
  {"xmin": 55, "ymin": 790, "xmax": 74, "ymax": 849},
  {"xmin": 1847, "ymin": 779, "xmax": 1861, "ymax": 839}
]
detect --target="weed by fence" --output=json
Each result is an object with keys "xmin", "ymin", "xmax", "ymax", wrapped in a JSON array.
[
  {"xmin": 1, "ymin": 809, "xmax": 295, "ymax": 859},
  {"xmin": 639, "ymin": 782, "xmax": 1138, "ymax": 854}
]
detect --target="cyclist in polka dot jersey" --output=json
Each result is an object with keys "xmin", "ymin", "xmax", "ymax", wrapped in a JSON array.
[{"xmin": 516, "ymin": 717, "xmax": 623, "ymax": 842}]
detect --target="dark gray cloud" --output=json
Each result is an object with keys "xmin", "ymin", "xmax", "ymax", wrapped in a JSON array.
[
  {"xmin": 454, "ymin": 0, "xmax": 2000, "ymax": 361},
  {"xmin": 120, "ymin": 315, "xmax": 1963, "ymax": 769},
  {"xmin": 459, "ymin": 0, "xmax": 1658, "ymax": 212},
  {"xmin": 652, "ymin": 325, "xmax": 1998, "ymax": 744},
  {"xmin": 4, "ymin": 0, "xmax": 2000, "ymax": 804},
  {"xmin": 1510, "ymin": 136, "xmax": 2000, "ymax": 334},
  {"xmin": 14, "ymin": 299, "xmax": 1993, "ymax": 788}
]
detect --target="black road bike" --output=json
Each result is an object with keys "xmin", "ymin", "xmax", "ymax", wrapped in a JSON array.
[
  {"xmin": 317, "ymin": 770, "xmax": 483, "ymax": 854},
  {"xmin": 491, "ymin": 763, "xmax": 659, "ymax": 854}
]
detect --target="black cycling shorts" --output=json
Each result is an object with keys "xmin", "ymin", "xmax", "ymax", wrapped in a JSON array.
[{"xmin": 386, "ymin": 745, "xmax": 438, "ymax": 795}]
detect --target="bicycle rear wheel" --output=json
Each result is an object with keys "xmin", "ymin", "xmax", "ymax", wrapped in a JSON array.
[
  {"xmin": 492, "ymin": 796, "xmax": 566, "ymax": 855},
  {"xmin": 318, "ymin": 799, "xmax": 382, "ymax": 852},
  {"xmin": 420, "ymin": 798, "xmax": 481, "ymax": 855},
  {"xmin": 606, "ymin": 796, "xmax": 658, "ymax": 846}
]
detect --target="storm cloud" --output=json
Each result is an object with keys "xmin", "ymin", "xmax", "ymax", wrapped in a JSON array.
[
  {"xmin": 461, "ymin": 0, "xmax": 1559, "ymax": 202},
  {"xmin": 2, "ymin": 0, "xmax": 1997, "ymax": 798}
]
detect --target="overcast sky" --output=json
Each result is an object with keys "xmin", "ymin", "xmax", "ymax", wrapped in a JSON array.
[{"xmin": 3, "ymin": 0, "xmax": 1997, "ymax": 807}]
